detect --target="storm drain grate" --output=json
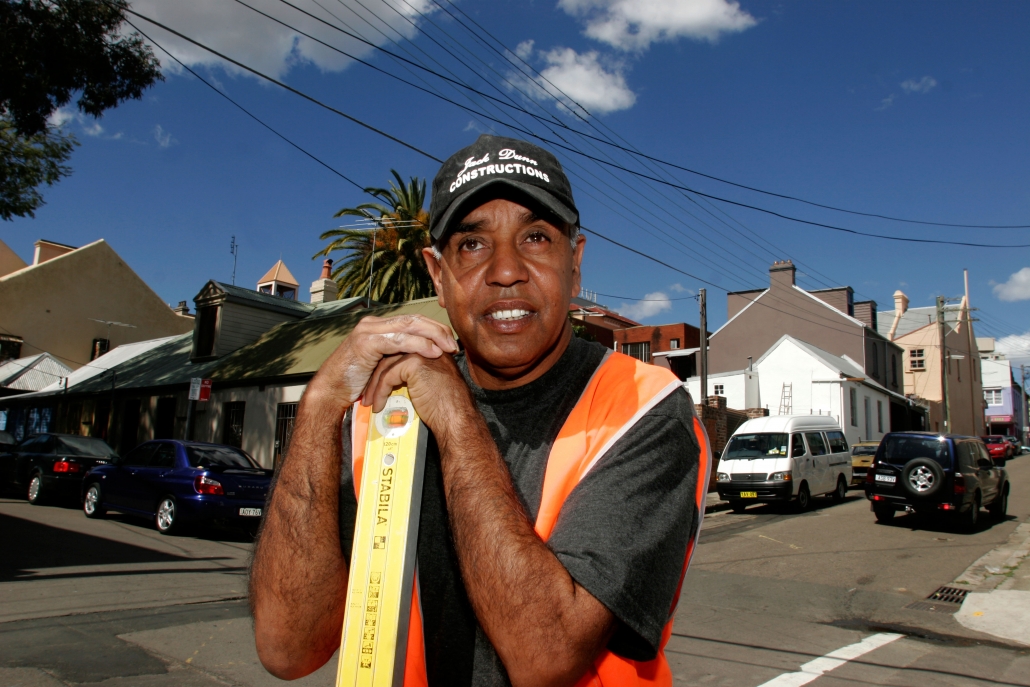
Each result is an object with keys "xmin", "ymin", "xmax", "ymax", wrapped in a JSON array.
[{"xmin": 904, "ymin": 586, "xmax": 970, "ymax": 613}]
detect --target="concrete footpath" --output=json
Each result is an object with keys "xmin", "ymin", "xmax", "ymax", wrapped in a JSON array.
[{"xmin": 954, "ymin": 520, "xmax": 1030, "ymax": 646}]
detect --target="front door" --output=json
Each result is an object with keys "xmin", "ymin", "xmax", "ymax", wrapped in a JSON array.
[
  {"xmin": 804, "ymin": 431, "xmax": 831, "ymax": 494},
  {"xmin": 790, "ymin": 433, "xmax": 809, "ymax": 491}
]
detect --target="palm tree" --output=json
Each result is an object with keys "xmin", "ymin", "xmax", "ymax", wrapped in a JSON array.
[{"xmin": 314, "ymin": 170, "xmax": 434, "ymax": 303}]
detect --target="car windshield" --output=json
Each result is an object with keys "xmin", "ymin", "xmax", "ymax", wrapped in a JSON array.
[
  {"xmin": 187, "ymin": 445, "xmax": 258, "ymax": 469},
  {"xmin": 852, "ymin": 445, "xmax": 878, "ymax": 456},
  {"xmin": 723, "ymin": 433, "xmax": 789, "ymax": 459},
  {"xmin": 982, "ymin": 436, "xmax": 1005, "ymax": 445},
  {"xmin": 57, "ymin": 436, "xmax": 116, "ymax": 457},
  {"xmin": 882, "ymin": 436, "xmax": 951, "ymax": 467}
]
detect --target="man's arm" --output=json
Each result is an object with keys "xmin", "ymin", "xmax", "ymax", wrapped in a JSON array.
[
  {"xmin": 365, "ymin": 355, "xmax": 616, "ymax": 687},
  {"xmin": 249, "ymin": 315, "xmax": 458, "ymax": 680}
]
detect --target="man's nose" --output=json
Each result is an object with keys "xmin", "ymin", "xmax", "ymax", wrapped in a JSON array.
[{"xmin": 484, "ymin": 239, "xmax": 529, "ymax": 288}]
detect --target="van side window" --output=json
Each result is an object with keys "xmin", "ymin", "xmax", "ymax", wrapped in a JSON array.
[
  {"xmin": 957, "ymin": 442, "xmax": 976, "ymax": 472},
  {"xmin": 805, "ymin": 432, "xmax": 828, "ymax": 456},
  {"xmin": 791, "ymin": 433, "xmax": 807, "ymax": 457},
  {"xmin": 826, "ymin": 431, "xmax": 849, "ymax": 453}
]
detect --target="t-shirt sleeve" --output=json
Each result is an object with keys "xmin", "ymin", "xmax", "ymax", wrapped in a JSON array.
[
  {"xmin": 338, "ymin": 409, "xmax": 358, "ymax": 564},
  {"xmin": 546, "ymin": 388, "xmax": 701, "ymax": 661}
]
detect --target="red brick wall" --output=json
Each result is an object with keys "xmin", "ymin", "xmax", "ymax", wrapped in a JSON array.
[{"xmin": 613, "ymin": 323, "xmax": 700, "ymax": 358}]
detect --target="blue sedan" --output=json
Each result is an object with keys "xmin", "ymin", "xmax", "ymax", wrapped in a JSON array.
[{"xmin": 82, "ymin": 440, "xmax": 272, "ymax": 535}]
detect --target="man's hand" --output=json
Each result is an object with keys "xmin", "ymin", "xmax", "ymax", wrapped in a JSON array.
[
  {"xmin": 363, "ymin": 351, "xmax": 474, "ymax": 438},
  {"xmin": 307, "ymin": 314, "xmax": 458, "ymax": 407}
]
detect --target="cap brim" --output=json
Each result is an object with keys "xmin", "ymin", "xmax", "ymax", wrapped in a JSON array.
[{"xmin": 431, "ymin": 178, "xmax": 578, "ymax": 241}]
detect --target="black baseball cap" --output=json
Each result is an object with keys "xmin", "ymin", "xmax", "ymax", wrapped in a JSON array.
[{"xmin": 429, "ymin": 134, "xmax": 579, "ymax": 242}]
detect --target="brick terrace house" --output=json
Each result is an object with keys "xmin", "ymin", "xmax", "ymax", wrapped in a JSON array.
[{"xmin": 614, "ymin": 322, "xmax": 701, "ymax": 380}]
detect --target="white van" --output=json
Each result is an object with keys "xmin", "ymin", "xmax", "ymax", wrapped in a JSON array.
[{"xmin": 715, "ymin": 415, "xmax": 853, "ymax": 512}]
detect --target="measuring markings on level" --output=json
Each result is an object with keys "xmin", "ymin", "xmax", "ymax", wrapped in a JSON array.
[{"xmin": 337, "ymin": 390, "xmax": 427, "ymax": 687}]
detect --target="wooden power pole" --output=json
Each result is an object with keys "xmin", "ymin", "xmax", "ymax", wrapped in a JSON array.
[
  {"xmin": 699, "ymin": 288, "xmax": 708, "ymax": 405},
  {"xmin": 937, "ymin": 296, "xmax": 950, "ymax": 433}
]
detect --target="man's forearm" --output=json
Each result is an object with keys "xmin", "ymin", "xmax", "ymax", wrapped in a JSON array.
[
  {"xmin": 250, "ymin": 392, "xmax": 350, "ymax": 680},
  {"xmin": 437, "ymin": 406, "xmax": 613, "ymax": 687}
]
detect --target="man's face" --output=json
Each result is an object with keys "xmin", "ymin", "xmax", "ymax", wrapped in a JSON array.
[{"xmin": 423, "ymin": 198, "xmax": 585, "ymax": 389}]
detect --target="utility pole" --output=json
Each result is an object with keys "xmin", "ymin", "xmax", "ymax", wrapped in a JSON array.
[
  {"xmin": 699, "ymin": 288, "xmax": 708, "ymax": 406},
  {"xmin": 936, "ymin": 296, "xmax": 951, "ymax": 433},
  {"xmin": 230, "ymin": 236, "xmax": 239, "ymax": 285}
]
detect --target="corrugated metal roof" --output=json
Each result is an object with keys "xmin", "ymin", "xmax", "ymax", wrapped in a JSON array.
[
  {"xmin": 0, "ymin": 354, "xmax": 72, "ymax": 391},
  {"xmin": 307, "ymin": 297, "xmax": 376, "ymax": 319},
  {"xmin": 34, "ymin": 336, "xmax": 178, "ymax": 393},
  {"xmin": 215, "ymin": 282, "xmax": 313, "ymax": 314},
  {"xmin": 214, "ymin": 298, "xmax": 451, "ymax": 382}
]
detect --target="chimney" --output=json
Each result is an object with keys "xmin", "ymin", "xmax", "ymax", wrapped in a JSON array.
[
  {"xmin": 310, "ymin": 259, "xmax": 339, "ymax": 304},
  {"xmin": 171, "ymin": 300, "xmax": 191, "ymax": 317},
  {"xmin": 887, "ymin": 290, "xmax": 909, "ymax": 340},
  {"xmin": 769, "ymin": 260, "xmax": 796, "ymax": 289}
]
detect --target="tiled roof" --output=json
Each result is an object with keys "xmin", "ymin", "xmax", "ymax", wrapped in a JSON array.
[{"xmin": 257, "ymin": 259, "xmax": 299, "ymax": 287}]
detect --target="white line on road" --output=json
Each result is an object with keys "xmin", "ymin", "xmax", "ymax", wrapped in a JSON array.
[{"xmin": 756, "ymin": 632, "xmax": 904, "ymax": 687}]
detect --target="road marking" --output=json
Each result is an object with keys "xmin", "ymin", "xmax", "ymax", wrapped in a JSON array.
[{"xmin": 755, "ymin": 632, "xmax": 904, "ymax": 686}]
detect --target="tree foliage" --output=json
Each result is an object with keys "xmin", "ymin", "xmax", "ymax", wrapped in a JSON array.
[
  {"xmin": 315, "ymin": 171, "xmax": 435, "ymax": 304},
  {"xmin": 0, "ymin": 0, "xmax": 163, "ymax": 219}
]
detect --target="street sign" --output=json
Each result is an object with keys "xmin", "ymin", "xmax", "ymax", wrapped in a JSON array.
[
  {"xmin": 337, "ymin": 389, "xmax": 427, "ymax": 687},
  {"xmin": 189, "ymin": 378, "xmax": 213, "ymax": 401}
]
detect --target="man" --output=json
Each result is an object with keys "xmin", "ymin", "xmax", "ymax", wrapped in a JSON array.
[{"xmin": 250, "ymin": 135, "xmax": 709, "ymax": 686}]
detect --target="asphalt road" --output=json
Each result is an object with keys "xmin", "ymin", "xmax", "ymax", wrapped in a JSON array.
[{"xmin": 0, "ymin": 456, "xmax": 1027, "ymax": 686}]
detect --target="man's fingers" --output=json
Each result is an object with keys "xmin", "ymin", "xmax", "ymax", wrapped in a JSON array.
[
  {"xmin": 353, "ymin": 314, "xmax": 457, "ymax": 354},
  {"xmin": 362, "ymin": 355, "xmax": 405, "ymax": 411}
]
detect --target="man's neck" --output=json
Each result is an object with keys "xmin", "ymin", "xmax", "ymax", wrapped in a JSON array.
[{"xmin": 464, "ymin": 325, "xmax": 574, "ymax": 391}]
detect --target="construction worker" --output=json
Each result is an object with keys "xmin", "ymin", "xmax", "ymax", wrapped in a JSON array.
[{"xmin": 250, "ymin": 135, "xmax": 709, "ymax": 686}]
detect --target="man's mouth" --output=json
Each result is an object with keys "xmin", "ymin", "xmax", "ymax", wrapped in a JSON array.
[{"xmin": 486, "ymin": 308, "xmax": 533, "ymax": 322}]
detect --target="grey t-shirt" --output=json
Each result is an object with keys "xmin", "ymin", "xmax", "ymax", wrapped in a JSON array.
[{"xmin": 338, "ymin": 336, "xmax": 701, "ymax": 686}]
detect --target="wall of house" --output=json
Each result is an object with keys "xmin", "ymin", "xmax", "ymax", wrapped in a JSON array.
[
  {"xmin": 0, "ymin": 240, "xmax": 193, "ymax": 370},
  {"xmin": 613, "ymin": 323, "xmax": 700, "ymax": 359},
  {"xmin": 810, "ymin": 287, "xmax": 853, "ymax": 317},
  {"xmin": 726, "ymin": 290, "xmax": 764, "ymax": 320},
  {"xmin": 684, "ymin": 370, "xmax": 759, "ymax": 411},
  {"xmin": 854, "ymin": 301, "xmax": 878, "ymax": 331},
  {"xmin": 215, "ymin": 302, "xmax": 301, "ymax": 357},
  {"xmin": 198, "ymin": 383, "xmax": 307, "ymax": 467}
]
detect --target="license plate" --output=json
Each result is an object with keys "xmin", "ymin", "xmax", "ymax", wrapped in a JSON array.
[
  {"xmin": 875, "ymin": 474, "xmax": 896, "ymax": 483},
  {"xmin": 239, "ymin": 508, "xmax": 262, "ymax": 517},
  {"xmin": 740, "ymin": 491, "xmax": 758, "ymax": 498}
]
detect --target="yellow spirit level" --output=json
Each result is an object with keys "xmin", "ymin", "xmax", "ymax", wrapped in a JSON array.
[{"xmin": 337, "ymin": 390, "xmax": 427, "ymax": 687}]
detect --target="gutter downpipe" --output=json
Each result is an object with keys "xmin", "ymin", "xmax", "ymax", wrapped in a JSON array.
[{"xmin": 887, "ymin": 290, "xmax": 909, "ymax": 341}]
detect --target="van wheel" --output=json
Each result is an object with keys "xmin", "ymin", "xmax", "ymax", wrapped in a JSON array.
[
  {"xmin": 988, "ymin": 485, "xmax": 1008, "ymax": 520},
  {"xmin": 831, "ymin": 476, "xmax": 847, "ymax": 503},
  {"xmin": 729, "ymin": 501, "xmax": 747, "ymax": 514},
  {"xmin": 795, "ymin": 482, "xmax": 811, "ymax": 511},
  {"xmin": 873, "ymin": 504, "xmax": 895, "ymax": 523}
]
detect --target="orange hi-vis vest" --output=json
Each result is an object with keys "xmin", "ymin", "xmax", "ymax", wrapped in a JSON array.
[{"xmin": 349, "ymin": 350, "xmax": 712, "ymax": 687}]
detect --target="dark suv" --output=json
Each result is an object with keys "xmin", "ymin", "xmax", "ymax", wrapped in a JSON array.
[{"xmin": 865, "ymin": 432, "xmax": 1009, "ymax": 529}]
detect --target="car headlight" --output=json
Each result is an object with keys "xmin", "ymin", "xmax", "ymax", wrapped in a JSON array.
[
  {"xmin": 769, "ymin": 471, "xmax": 792, "ymax": 482},
  {"xmin": 717, "ymin": 472, "xmax": 731, "ymax": 482}
]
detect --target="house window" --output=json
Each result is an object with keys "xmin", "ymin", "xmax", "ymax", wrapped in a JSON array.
[
  {"xmin": 714, "ymin": 384, "xmax": 725, "ymax": 395},
  {"xmin": 891, "ymin": 354, "xmax": 898, "ymax": 386},
  {"xmin": 90, "ymin": 338, "xmax": 110, "ymax": 361},
  {"xmin": 870, "ymin": 345, "xmax": 878, "ymax": 377},
  {"xmin": 864, "ymin": 396, "xmax": 872, "ymax": 439},
  {"xmin": 0, "ymin": 335, "xmax": 21, "ymax": 362},
  {"xmin": 849, "ymin": 387, "xmax": 858, "ymax": 427},
  {"xmin": 621, "ymin": 342, "xmax": 650, "ymax": 362},
  {"xmin": 274, "ymin": 402, "xmax": 299, "ymax": 466},
  {"xmin": 985, "ymin": 388, "xmax": 1003, "ymax": 406},
  {"xmin": 222, "ymin": 401, "xmax": 246, "ymax": 448},
  {"xmin": 910, "ymin": 349, "xmax": 925, "ymax": 370},
  {"xmin": 279, "ymin": 287, "xmax": 296, "ymax": 300},
  {"xmin": 194, "ymin": 305, "xmax": 219, "ymax": 358},
  {"xmin": 669, "ymin": 338, "xmax": 680, "ymax": 350},
  {"xmin": 877, "ymin": 400, "xmax": 883, "ymax": 433}
]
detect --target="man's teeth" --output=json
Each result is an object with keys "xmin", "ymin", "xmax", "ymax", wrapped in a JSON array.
[{"xmin": 490, "ymin": 309, "xmax": 531, "ymax": 321}]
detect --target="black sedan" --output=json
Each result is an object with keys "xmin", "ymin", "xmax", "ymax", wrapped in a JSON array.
[
  {"xmin": 82, "ymin": 440, "xmax": 272, "ymax": 534},
  {"xmin": 0, "ymin": 433, "xmax": 118, "ymax": 504}
]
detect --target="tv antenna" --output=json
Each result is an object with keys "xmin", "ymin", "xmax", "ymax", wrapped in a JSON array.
[{"xmin": 230, "ymin": 235, "xmax": 239, "ymax": 285}]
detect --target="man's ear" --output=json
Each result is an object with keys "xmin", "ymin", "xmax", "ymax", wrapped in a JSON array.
[
  {"xmin": 570, "ymin": 232, "xmax": 586, "ymax": 299},
  {"xmin": 422, "ymin": 247, "xmax": 447, "ymax": 308}
]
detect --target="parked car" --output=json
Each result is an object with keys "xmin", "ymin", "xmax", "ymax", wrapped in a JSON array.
[
  {"xmin": 716, "ymin": 415, "xmax": 852, "ymax": 512},
  {"xmin": 0, "ymin": 433, "xmax": 118, "ymax": 504},
  {"xmin": 981, "ymin": 435, "xmax": 1014, "ymax": 460},
  {"xmin": 850, "ymin": 441, "xmax": 880, "ymax": 485},
  {"xmin": 865, "ymin": 432, "xmax": 1008, "ymax": 530},
  {"xmin": 1004, "ymin": 436, "xmax": 1023, "ymax": 454},
  {"xmin": 81, "ymin": 440, "xmax": 272, "ymax": 534}
]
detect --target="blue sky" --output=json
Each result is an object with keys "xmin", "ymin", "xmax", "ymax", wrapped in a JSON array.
[{"xmin": 4, "ymin": 0, "xmax": 1030, "ymax": 359}]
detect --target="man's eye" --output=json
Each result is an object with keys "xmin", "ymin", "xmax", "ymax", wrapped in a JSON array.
[
  {"xmin": 526, "ymin": 231, "xmax": 549, "ymax": 244},
  {"xmin": 459, "ymin": 238, "xmax": 482, "ymax": 252}
]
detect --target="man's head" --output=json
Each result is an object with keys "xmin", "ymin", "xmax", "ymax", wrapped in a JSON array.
[{"xmin": 423, "ymin": 135, "xmax": 584, "ymax": 389}]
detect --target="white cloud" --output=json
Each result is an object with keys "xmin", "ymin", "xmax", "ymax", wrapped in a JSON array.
[
  {"xmin": 875, "ymin": 93, "xmax": 895, "ymax": 111},
  {"xmin": 558, "ymin": 0, "xmax": 757, "ymax": 51},
  {"xmin": 993, "ymin": 267, "xmax": 1030, "ymax": 302},
  {"xmin": 900, "ymin": 76, "xmax": 937, "ymax": 94},
  {"xmin": 515, "ymin": 39, "xmax": 535, "ymax": 60},
  {"xmin": 669, "ymin": 282, "xmax": 687, "ymax": 293},
  {"xmin": 994, "ymin": 332, "xmax": 1030, "ymax": 362},
  {"xmin": 515, "ymin": 47, "xmax": 636, "ymax": 115},
  {"xmin": 154, "ymin": 124, "xmax": 177, "ymax": 148},
  {"xmin": 47, "ymin": 106, "xmax": 105, "ymax": 136},
  {"xmin": 615, "ymin": 291, "xmax": 672, "ymax": 321},
  {"xmin": 127, "ymin": 0, "xmax": 437, "ymax": 81}
]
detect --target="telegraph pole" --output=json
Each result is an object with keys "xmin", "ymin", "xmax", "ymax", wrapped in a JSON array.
[
  {"xmin": 937, "ymin": 296, "xmax": 951, "ymax": 432},
  {"xmin": 230, "ymin": 236, "xmax": 239, "ymax": 285},
  {"xmin": 699, "ymin": 288, "xmax": 708, "ymax": 405}
]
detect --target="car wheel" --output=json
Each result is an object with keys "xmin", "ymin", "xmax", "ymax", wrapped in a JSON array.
[
  {"xmin": 26, "ymin": 471, "xmax": 44, "ymax": 505},
  {"xmin": 155, "ymin": 496, "xmax": 179, "ymax": 535},
  {"xmin": 873, "ymin": 504, "xmax": 895, "ymax": 523},
  {"xmin": 730, "ymin": 500, "xmax": 747, "ymax": 514},
  {"xmin": 83, "ymin": 483, "xmax": 106, "ymax": 519},
  {"xmin": 987, "ymin": 485, "xmax": 1009, "ymax": 520},
  {"xmin": 831, "ymin": 476, "xmax": 847, "ymax": 503},
  {"xmin": 962, "ymin": 493, "xmax": 981, "ymax": 532},
  {"xmin": 901, "ymin": 458, "xmax": 944, "ymax": 499},
  {"xmin": 796, "ymin": 482, "xmax": 811, "ymax": 511}
]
